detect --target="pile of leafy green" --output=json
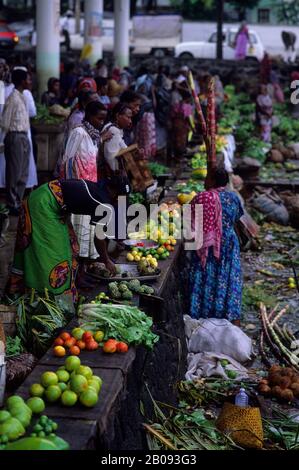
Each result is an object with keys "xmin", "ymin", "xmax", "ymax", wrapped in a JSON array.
[
  {"xmin": 33, "ymin": 104, "xmax": 65, "ymax": 125},
  {"xmin": 129, "ymin": 192, "xmax": 145, "ymax": 205},
  {"xmin": 148, "ymin": 162, "xmax": 170, "ymax": 177},
  {"xmin": 5, "ymin": 335, "xmax": 24, "ymax": 358},
  {"xmin": 79, "ymin": 303, "xmax": 159, "ymax": 349},
  {"xmin": 7, "ymin": 289, "xmax": 70, "ymax": 357},
  {"xmin": 175, "ymin": 180, "xmax": 204, "ymax": 193},
  {"xmin": 242, "ymin": 138, "xmax": 271, "ymax": 163}
]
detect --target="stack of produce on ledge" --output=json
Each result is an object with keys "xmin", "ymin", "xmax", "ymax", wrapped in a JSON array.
[
  {"xmin": 78, "ymin": 302, "xmax": 159, "ymax": 349},
  {"xmin": 6, "ymin": 289, "xmax": 71, "ymax": 357},
  {"xmin": 30, "ymin": 356, "xmax": 102, "ymax": 408},
  {"xmin": 108, "ymin": 280, "xmax": 154, "ymax": 300},
  {"xmin": 0, "ymin": 394, "xmax": 69, "ymax": 450},
  {"xmin": 258, "ymin": 365, "xmax": 299, "ymax": 402}
]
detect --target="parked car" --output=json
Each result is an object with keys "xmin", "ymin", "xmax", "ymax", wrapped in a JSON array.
[
  {"xmin": 174, "ymin": 28, "xmax": 265, "ymax": 62},
  {"xmin": 0, "ymin": 22, "xmax": 19, "ymax": 49}
]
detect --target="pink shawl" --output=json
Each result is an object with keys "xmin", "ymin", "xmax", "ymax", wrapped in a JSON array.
[{"xmin": 191, "ymin": 189, "xmax": 224, "ymax": 268}]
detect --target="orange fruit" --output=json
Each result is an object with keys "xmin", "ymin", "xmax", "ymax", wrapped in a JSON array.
[
  {"xmin": 79, "ymin": 388, "xmax": 98, "ymax": 407},
  {"xmin": 69, "ymin": 345, "xmax": 80, "ymax": 356},
  {"xmin": 64, "ymin": 355, "xmax": 81, "ymax": 372},
  {"xmin": 40, "ymin": 371, "xmax": 58, "ymax": 387},
  {"xmin": 45, "ymin": 385, "xmax": 61, "ymax": 403},
  {"xmin": 64, "ymin": 337, "xmax": 76, "ymax": 348},
  {"xmin": 70, "ymin": 375, "xmax": 88, "ymax": 394},
  {"xmin": 76, "ymin": 340, "xmax": 86, "ymax": 350},
  {"xmin": 60, "ymin": 332, "xmax": 71, "ymax": 341},
  {"xmin": 53, "ymin": 346, "xmax": 66, "ymax": 357},
  {"xmin": 61, "ymin": 390, "xmax": 78, "ymax": 407},
  {"xmin": 54, "ymin": 337, "xmax": 64, "ymax": 346}
]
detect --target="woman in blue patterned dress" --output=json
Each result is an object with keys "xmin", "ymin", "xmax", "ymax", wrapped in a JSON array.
[{"xmin": 189, "ymin": 168, "xmax": 243, "ymax": 325}]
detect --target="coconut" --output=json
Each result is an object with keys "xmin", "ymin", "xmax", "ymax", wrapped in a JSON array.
[
  {"xmin": 269, "ymin": 372, "xmax": 283, "ymax": 386},
  {"xmin": 268, "ymin": 149, "xmax": 284, "ymax": 163},
  {"xmin": 290, "ymin": 383, "xmax": 299, "ymax": 398},
  {"xmin": 258, "ymin": 384, "xmax": 271, "ymax": 396},
  {"xmin": 271, "ymin": 385, "xmax": 282, "ymax": 397},
  {"xmin": 269, "ymin": 365, "xmax": 281, "ymax": 374},
  {"xmin": 280, "ymin": 376, "xmax": 291, "ymax": 389},
  {"xmin": 280, "ymin": 389, "xmax": 294, "ymax": 402}
]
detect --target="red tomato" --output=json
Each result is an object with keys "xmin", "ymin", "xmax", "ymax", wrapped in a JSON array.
[
  {"xmin": 85, "ymin": 340, "xmax": 99, "ymax": 351},
  {"xmin": 103, "ymin": 339, "xmax": 118, "ymax": 353},
  {"xmin": 116, "ymin": 342, "xmax": 129, "ymax": 353},
  {"xmin": 64, "ymin": 337, "xmax": 77, "ymax": 348},
  {"xmin": 54, "ymin": 337, "xmax": 64, "ymax": 346},
  {"xmin": 60, "ymin": 332, "xmax": 71, "ymax": 341},
  {"xmin": 82, "ymin": 331, "xmax": 93, "ymax": 343},
  {"xmin": 69, "ymin": 345, "xmax": 81, "ymax": 356}
]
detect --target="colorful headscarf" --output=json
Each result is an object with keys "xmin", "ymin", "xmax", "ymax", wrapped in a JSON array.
[
  {"xmin": 78, "ymin": 77, "xmax": 97, "ymax": 93},
  {"xmin": 191, "ymin": 189, "xmax": 224, "ymax": 268},
  {"xmin": 82, "ymin": 120, "xmax": 101, "ymax": 146}
]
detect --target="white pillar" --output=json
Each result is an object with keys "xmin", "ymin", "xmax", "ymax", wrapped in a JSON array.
[
  {"xmin": 114, "ymin": 0, "xmax": 130, "ymax": 68},
  {"xmin": 84, "ymin": 0, "xmax": 103, "ymax": 66},
  {"xmin": 36, "ymin": 0, "xmax": 60, "ymax": 99}
]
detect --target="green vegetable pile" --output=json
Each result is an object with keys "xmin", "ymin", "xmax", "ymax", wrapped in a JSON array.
[
  {"xmin": 79, "ymin": 302, "xmax": 159, "ymax": 349},
  {"xmin": 242, "ymin": 137, "xmax": 271, "ymax": 163},
  {"xmin": 129, "ymin": 192, "xmax": 145, "ymax": 205},
  {"xmin": 148, "ymin": 162, "xmax": 170, "ymax": 177},
  {"xmin": 175, "ymin": 180, "xmax": 204, "ymax": 194},
  {"xmin": 5, "ymin": 336, "xmax": 23, "ymax": 358},
  {"xmin": 108, "ymin": 280, "xmax": 154, "ymax": 300},
  {"xmin": 7, "ymin": 289, "xmax": 70, "ymax": 357},
  {"xmin": 33, "ymin": 104, "xmax": 65, "ymax": 125}
]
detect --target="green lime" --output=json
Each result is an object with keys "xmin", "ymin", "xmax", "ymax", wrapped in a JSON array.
[{"xmin": 26, "ymin": 397, "xmax": 45, "ymax": 414}]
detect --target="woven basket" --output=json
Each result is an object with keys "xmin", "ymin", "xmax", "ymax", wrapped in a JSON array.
[{"xmin": 216, "ymin": 402, "xmax": 264, "ymax": 449}]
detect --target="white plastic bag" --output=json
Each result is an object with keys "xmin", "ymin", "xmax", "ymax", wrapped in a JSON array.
[{"xmin": 184, "ymin": 316, "xmax": 253, "ymax": 363}]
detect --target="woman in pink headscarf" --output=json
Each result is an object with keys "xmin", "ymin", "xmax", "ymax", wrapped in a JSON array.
[{"xmin": 234, "ymin": 22, "xmax": 251, "ymax": 60}]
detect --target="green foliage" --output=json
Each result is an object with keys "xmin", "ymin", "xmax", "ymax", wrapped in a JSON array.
[
  {"xmin": 33, "ymin": 104, "xmax": 64, "ymax": 125},
  {"xmin": 5, "ymin": 336, "xmax": 24, "ymax": 358},
  {"xmin": 276, "ymin": 0, "xmax": 299, "ymax": 25}
]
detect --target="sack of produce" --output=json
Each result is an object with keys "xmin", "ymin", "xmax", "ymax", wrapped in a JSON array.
[
  {"xmin": 251, "ymin": 189, "xmax": 289, "ymax": 225},
  {"xmin": 185, "ymin": 317, "xmax": 253, "ymax": 363}
]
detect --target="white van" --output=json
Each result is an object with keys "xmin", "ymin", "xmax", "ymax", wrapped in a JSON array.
[{"xmin": 175, "ymin": 28, "xmax": 265, "ymax": 61}]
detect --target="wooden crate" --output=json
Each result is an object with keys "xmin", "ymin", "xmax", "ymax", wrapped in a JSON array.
[
  {"xmin": 0, "ymin": 305, "xmax": 17, "ymax": 336},
  {"xmin": 116, "ymin": 144, "xmax": 154, "ymax": 192}
]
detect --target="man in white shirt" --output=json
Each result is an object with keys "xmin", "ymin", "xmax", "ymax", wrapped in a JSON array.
[{"xmin": 1, "ymin": 69, "xmax": 31, "ymax": 215}]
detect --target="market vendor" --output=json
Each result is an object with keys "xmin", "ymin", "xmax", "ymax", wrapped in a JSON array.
[{"xmin": 7, "ymin": 176, "xmax": 129, "ymax": 298}]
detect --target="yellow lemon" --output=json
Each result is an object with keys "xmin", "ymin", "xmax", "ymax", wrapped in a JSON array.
[
  {"xmin": 134, "ymin": 255, "xmax": 141, "ymax": 262},
  {"xmin": 127, "ymin": 253, "xmax": 134, "ymax": 262}
]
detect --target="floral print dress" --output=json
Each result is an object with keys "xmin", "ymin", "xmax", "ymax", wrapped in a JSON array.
[{"xmin": 189, "ymin": 190, "xmax": 244, "ymax": 321}]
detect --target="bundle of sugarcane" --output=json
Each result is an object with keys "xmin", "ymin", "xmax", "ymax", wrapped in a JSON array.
[
  {"xmin": 259, "ymin": 302, "xmax": 299, "ymax": 371},
  {"xmin": 188, "ymin": 71, "xmax": 216, "ymax": 189},
  {"xmin": 188, "ymin": 71, "xmax": 207, "ymax": 137},
  {"xmin": 207, "ymin": 77, "xmax": 216, "ymax": 169}
]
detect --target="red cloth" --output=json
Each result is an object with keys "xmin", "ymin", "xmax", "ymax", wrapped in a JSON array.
[{"xmin": 191, "ymin": 189, "xmax": 224, "ymax": 268}]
